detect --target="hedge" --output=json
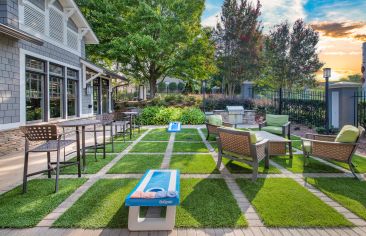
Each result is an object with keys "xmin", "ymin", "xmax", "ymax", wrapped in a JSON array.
[{"xmin": 138, "ymin": 106, "xmax": 205, "ymax": 125}]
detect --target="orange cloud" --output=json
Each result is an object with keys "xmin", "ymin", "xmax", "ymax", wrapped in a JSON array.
[{"xmin": 311, "ymin": 21, "xmax": 366, "ymax": 41}]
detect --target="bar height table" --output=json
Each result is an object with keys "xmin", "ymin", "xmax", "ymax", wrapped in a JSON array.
[{"xmin": 58, "ymin": 119, "xmax": 111, "ymax": 170}]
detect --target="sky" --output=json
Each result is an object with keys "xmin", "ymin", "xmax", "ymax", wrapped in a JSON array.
[{"xmin": 202, "ymin": 0, "xmax": 366, "ymax": 81}]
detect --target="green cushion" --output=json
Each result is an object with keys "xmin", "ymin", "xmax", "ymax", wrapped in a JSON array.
[
  {"xmin": 266, "ymin": 114, "xmax": 289, "ymax": 127},
  {"xmin": 302, "ymin": 140, "xmax": 311, "ymax": 152},
  {"xmin": 335, "ymin": 125, "xmax": 360, "ymax": 143},
  {"xmin": 220, "ymin": 127, "xmax": 261, "ymax": 144},
  {"xmin": 207, "ymin": 115, "xmax": 223, "ymax": 126},
  {"xmin": 262, "ymin": 126, "xmax": 283, "ymax": 135}
]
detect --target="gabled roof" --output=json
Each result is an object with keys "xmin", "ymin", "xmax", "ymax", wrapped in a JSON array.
[
  {"xmin": 58, "ymin": 0, "xmax": 99, "ymax": 44},
  {"xmin": 81, "ymin": 59, "xmax": 128, "ymax": 82}
]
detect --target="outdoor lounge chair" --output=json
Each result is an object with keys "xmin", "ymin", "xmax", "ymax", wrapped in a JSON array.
[
  {"xmin": 20, "ymin": 124, "xmax": 81, "ymax": 193},
  {"xmin": 205, "ymin": 115, "xmax": 233, "ymax": 140},
  {"xmin": 217, "ymin": 127, "xmax": 269, "ymax": 181},
  {"xmin": 301, "ymin": 125, "xmax": 365, "ymax": 178},
  {"xmin": 259, "ymin": 114, "xmax": 291, "ymax": 138}
]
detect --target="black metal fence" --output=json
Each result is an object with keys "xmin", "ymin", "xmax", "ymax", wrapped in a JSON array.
[
  {"xmin": 354, "ymin": 91, "xmax": 366, "ymax": 128},
  {"xmin": 252, "ymin": 88, "xmax": 326, "ymax": 127}
]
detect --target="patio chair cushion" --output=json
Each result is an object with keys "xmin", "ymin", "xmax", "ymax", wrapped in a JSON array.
[
  {"xmin": 335, "ymin": 125, "xmax": 360, "ymax": 143},
  {"xmin": 266, "ymin": 114, "xmax": 289, "ymax": 127},
  {"xmin": 221, "ymin": 127, "xmax": 261, "ymax": 144},
  {"xmin": 261, "ymin": 126, "xmax": 283, "ymax": 135},
  {"xmin": 302, "ymin": 140, "xmax": 311, "ymax": 153},
  {"xmin": 207, "ymin": 115, "xmax": 223, "ymax": 126}
]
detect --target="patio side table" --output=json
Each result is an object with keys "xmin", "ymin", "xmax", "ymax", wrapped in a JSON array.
[{"xmin": 255, "ymin": 131, "xmax": 293, "ymax": 158}]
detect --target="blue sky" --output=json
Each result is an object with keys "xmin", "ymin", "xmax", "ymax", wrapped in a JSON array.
[{"xmin": 202, "ymin": 0, "xmax": 366, "ymax": 79}]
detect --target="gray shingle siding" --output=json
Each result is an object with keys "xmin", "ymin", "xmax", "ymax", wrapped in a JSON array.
[{"xmin": 0, "ymin": 0, "xmax": 18, "ymax": 27}]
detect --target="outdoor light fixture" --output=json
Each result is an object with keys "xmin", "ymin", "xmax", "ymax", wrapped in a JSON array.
[
  {"xmin": 86, "ymin": 84, "xmax": 92, "ymax": 95},
  {"xmin": 323, "ymin": 68, "xmax": 331, "ymax": 79},
  {"xmin": 165, "ymin": 81, "xmax": 169, "ymax": 94},
  {"xmin": 323, "ymin": 68, "xmax": 331, "ymax": 134}
]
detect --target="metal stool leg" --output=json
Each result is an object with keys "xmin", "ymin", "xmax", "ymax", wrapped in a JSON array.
[
  {"xmin": 55, "ymin": 147, "xmax": 61, "ymax": 193},
  {"xmin": 47, "ymin": 152, "xmax": 51, "ymax": 178},
  {"xmin": 22, "ymin": 151, "xmax": 29, "ymax": 194},
  {"xmin": 111, "ymin": 124, "xmax": 114, "ymax": 153},
  {"xmin": 103, "ymin": 125, "xmax": 106, "ymax": 159},
  {"xmin": 94, "ymin": 124, "xmax": 98, "ymax": 161}
]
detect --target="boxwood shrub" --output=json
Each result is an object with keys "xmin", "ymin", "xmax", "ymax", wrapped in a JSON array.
[{"xmin": 138, "ymin": 106, "xmax": 205, "ymax": 125}]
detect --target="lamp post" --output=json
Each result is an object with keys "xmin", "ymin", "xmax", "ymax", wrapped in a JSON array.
[
  {"xmin": 202, "ymin": 80, "xmax": 207, "ymax": 113},
  {"xmin": 165, "ymin": 82, "xmax": 169, "ymax": 94},
  {"xmin": 323, "ymin": 68, "xmax": 331, "ymax": 134}
]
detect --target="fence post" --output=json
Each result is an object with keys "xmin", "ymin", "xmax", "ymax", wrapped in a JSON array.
[{"xmin": 278, "ymin": 88, "xmax": 283, "ymax": 114}]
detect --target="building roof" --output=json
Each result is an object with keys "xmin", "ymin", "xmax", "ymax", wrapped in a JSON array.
[
  {"xmin": 59, "ymin": 0, "xmax": 99, "ymax": 44},
  {"xmin": 80, "ymin": 59, "xmax": 128, "ymax": 82},
  {"xmin": 0, "ymin": 23, "xmax": 43, "ymax": 45}
]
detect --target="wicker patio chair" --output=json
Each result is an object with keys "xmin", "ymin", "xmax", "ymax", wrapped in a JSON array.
[
  {"xmin": 20, "ymin": 124, "xmax": 81, "ymax": 193},
  {"xmin": 205, "ymin": 115, "xmax": 233, "ymax": 140},
  {"xmin": 259, "ymin": 114, "xmax": 291, "ymax": 138},
  {"xmin": 217, "ymin": 127, "xmax": 269, "ymax": 181},
  {"xmin": 301, "ymin": 126, "xmax": 365, "ymax": 178}
]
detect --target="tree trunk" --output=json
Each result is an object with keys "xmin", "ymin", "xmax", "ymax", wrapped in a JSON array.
[{"xmin": 149, "ymin": 78, "xmax": 158, "ymax": 98}]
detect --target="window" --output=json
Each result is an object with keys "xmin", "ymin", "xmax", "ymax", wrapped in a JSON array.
[
  {"xmin": 24, "ymin": 2, "xmax": 45, "ymax": 33},
  {"xmin": 26, "ymin": 57, "xmax": 45, "ymax": 122},
  {"xmin": 49, "ymin": 63, "xmax": 64, "ymax": 119},
  {"xmin": 93, "ymin": 79, "xmax": 100, "ymax": 114},
  {"xmin": 67, "ymin": 69, "xmax": 78, "ymax": 117}
]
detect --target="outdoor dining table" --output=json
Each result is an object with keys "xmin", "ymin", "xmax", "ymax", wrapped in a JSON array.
[{"xmin": 58, "ymin": 119, "xmax": 113, "ymax": 170}]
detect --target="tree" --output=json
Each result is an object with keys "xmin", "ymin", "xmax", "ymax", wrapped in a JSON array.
[
  {"xmin": 168, "ymin": 82, "xmax": 178, "ymax": 93},
  {"xmin": 157, "ymin": 82, "xmax": 167, "ymax": 93},
  {"xmin": 214, "ymin": 0, "xmax": 263, "ymax": 97},
  {"xmin": 263, "ymin": 19, "xmax": 323, "ymax": 88},
  {"xmin": 76, "ymin": 0, "xmax": 216, "ymax": 98},
  {"xmin": 177, "ymin": 82, "xmax": 185, "ymax": 92},
  {"xmin": 340, "ymin": 74, "xmax": 362, "ymax": 83}
]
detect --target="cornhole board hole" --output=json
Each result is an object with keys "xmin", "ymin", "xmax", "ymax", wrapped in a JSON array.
[
  {"xmin": 125, "ymin": 169, "xmax": 180, "ymax": 231},
  {"xmin": 168, "ymin": 122, "xmax": 181, "ymax": 132}
]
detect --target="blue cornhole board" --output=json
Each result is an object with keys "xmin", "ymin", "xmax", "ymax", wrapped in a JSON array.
[
  {"xmin": 168, "ymin": 122, "xmax": 181, "ymax": 132},
  {"xmin": 125, "ymin": 169, "xmax": 180, "ymax": 207}
]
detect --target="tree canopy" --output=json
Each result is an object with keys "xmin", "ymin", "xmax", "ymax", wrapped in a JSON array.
[{"xmin": 76, "ymin": 0, "xmax": 216, "ymax": 97}]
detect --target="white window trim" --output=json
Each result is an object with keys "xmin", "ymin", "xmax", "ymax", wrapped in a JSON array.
[
  {"xmin": 19, "ymin": 48, "xmax": 82, "ymax": 126},
  {"xmin": 19, "ymin": 0, "xmax": 82, "ymax": 57}
]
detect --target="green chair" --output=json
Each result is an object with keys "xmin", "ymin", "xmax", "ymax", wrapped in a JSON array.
[
  {"xmin": 259, "ymin": 114, "xmax": 290, "ymax": 138},
  {"xmin": 301, "ymin": 125, "xmax": 365, "ymax": 179},
  {"xmin": 205, "ymin": 115, "xmax": 233, "ymax": 140}
]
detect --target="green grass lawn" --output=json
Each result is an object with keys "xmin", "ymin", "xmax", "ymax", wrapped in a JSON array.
[
  {"xmin": 54, "ymin": 179, "xmax": 138, "ymax": 228},
  {"xmin": 58, "ymin": 154, "xmax": 115, "ymax": 174},
  {"xmin": 271, "ymin": 155, "xmax": 343, "ymax": 173},
  {"xmin": 142, "ymin": 128, "xmax": 170, "ymax": 141},
  {"xmin": 292, "ymin": 140, "xmax": 302, "ymax": 150},
  {"xmin": 170, "ymin": 154, "xmax": 219, "ymax": 174},
  {"xmin": 0, "ymin": 179, "xmax": 86, "ymax": 228},
  {"xmin": 223, "ymin": 158, "xmax": 281, "ymax": 174},
  {"xmin": 209, "ymin": 142, "xmax": 218, "ymax": 152},
  {"xmin": 108, "ymin": 154, "xmax": 163, "ymax": 173},
  {"xmin": 329, "ymin": 154, "xmax": 366, "ymax": 173},
  {"xmin": 306, "ymin": 178, "xmax": 366, "ymax": 220},
  {"xmin": 113, "ymin": 129, "xmax": 147, "ymax": 141},
  {"xmin": 236, "ymin": 178, "xmax": 352, "ymax": 227},
  {"xmin": 86, "ymin": 142, "xmax": 131, "ymax": 153},
  {"xmin": 175, "ymin": 129, "xmax": 202, "ymax": 141},
  {"xmin": 177, "ymin": 179, "xmax": 247, "ymax": 227},
  {"xmin": 130, "ymin": 142, "xmax": 168, "ymax": 153},
  {"xmin": 173, "ymin": 142, "xmax": 209, "ymax": 153},
  {"xmin": 200, "ymin": 128, "xmax": 217, "ymax": 141}
]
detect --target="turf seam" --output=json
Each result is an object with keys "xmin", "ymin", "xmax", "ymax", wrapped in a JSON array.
[{"xmin": 161, "ymin": 132, "xmax": 175, "ymax": 169}]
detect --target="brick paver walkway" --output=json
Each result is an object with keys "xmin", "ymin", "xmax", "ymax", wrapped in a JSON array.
[{"xmin": 1, "ymin": 126, "xmax": 366, "ymax": 236}]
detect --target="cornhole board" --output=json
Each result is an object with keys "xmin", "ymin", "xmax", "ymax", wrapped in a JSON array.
[
  {"xmin": 125, "ymin": 169, "xmax": 180, "ymax": 231},
  {"xmin": 168, "ymin": 122, "xmax": 181, "ymax": 132}
]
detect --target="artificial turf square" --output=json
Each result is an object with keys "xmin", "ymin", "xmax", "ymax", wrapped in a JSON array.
[
  {"xmin": 113, "ymin": 129, "xmax": 147, "ymax": 141},
  {"xmin": 201, "ymin": 128, "xmax": 217, "ymax": 141},
  {"xmin": 271, "ymin": 155, "xmax": 343, "ymax": 173},
  {"xmin": 236, "ymin": 178, "xmax": 352, "ymax": 227},
  {"xmin": 86, "ymin": 142, "xmax": 131, "ymax": 153},
  {"xmin": 58, "ymin": 154, "xmax": 115, "ymax": 174},
  {"xmin": 142, "ymin": 128, "xmax": 170, "ymax": 141},
  {"xmin": 0, "ymin": 179, "xmax": 86, "ymax": 228},
  {"xmin": 291, "ymin": 140, "xmax": 302, "ymax": 150},
  {"xmin": 53, "ymin": 179, "xmax": 138, "ymax": 228},
  {"xmin": 175, "ymin": 129, "xmax": 202, "ymax": 141},
  {"xmin": 223, "ymin": 158, "xmax": 281, "ymax": 174},
  {"xmin": 108, "ymin": 154, "xmax": 163, "ymax": 173},
  {"xmin": 176, "ymin": 179, "xmax": 247, "ymax": 227},
  {"xmin": 329, "ymin": 154, "xmax": 366, "ymax": 173},
  {"xmin": 130, "ymin": 142, "xmax": 168, "ymax": 153},
  {"xmin": 170, "ymin": 154, "xmax": 219, "ymax": 174},
  {"xmin": 307, "ymin": 178, "xmax": 366, "ymax": 220},
  {"xmin": 173, "ymin": 142, "xmax": 209, "ymax": 153}
]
